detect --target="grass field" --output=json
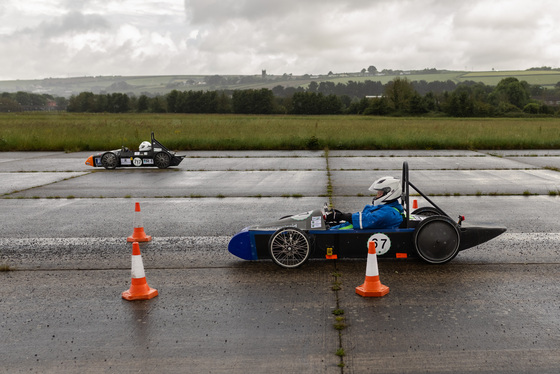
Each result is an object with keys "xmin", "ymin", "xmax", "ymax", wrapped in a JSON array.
[{"xmin": 1, "ymin": 112, "xmax": 560, "ymax": 152}]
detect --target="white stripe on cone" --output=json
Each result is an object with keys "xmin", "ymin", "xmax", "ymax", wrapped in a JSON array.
[
  {"xmin": 131, "ymin": 254, "xmax": 146, "ymax": 279},
  {"xmin": 365, "ymin": 251, "xmax": 379, "ymax": 277}
]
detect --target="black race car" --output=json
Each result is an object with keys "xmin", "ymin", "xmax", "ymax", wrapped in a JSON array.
[
  {"xmin": 85, "ymin": 132, "xmax": 185, "ymax": 169},
  {"xmin": 228, "ymin": 162, "xmax": 506, "ymax": 268}
]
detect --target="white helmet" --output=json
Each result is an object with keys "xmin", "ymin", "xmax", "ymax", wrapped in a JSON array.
[
  {"xmin": 368, "ymin": 176, "xmax": 402, "ymax": 205},
  {"xmin": 139, "ymin": 141, "xmax": 151, "ymax": 151}
]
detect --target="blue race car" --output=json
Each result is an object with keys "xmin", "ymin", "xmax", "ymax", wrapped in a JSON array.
[{"xmin": 228, "ymin": 162, "xmax": 506, "ymax": 268}]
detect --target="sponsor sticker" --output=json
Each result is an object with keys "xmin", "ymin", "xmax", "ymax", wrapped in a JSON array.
[
  {"xmin": 143, "ymin": 158, "xmax": 154, "ymax": 165},
  {"xmin": 311, "ymin": 216, "xmax": 322, "ymax": 228},
  {"xmin": 121, "ymin": 158, "xmax": 132, "ymax": 166}
]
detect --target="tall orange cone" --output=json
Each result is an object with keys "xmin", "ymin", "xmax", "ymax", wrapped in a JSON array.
[
  {"xmin": 412, "ymin": 199, "xmax": 418, "ymax": 209},
  {"xmin": 127, "ymin": 202, "xmax": 152, "ymax": 242},
  {"xmin": 356, "ymin": 241, "xmax": 389, "ymax": 297},
  {"xmin": 122, "ymin": 242, "xmax": 158, "ymax": 301}
]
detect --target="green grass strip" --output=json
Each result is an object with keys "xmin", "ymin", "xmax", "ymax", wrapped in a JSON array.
[{"xmin": 2, "ymin": 113, "xmax": 560, "ymax": 151}]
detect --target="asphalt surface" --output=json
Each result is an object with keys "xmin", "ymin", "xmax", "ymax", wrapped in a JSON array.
[{"xmin": 1, "ymin": 150, "xmax": 559, "ymax": 373}]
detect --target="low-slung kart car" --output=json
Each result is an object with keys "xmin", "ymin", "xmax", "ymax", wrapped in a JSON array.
[
  {"xmin": 228, "ymin": 162, "xmax": 506, "ymax": 268},
  {"xmin": 85, "ymin": 132, "xmax": 185, "ymax": 169}
]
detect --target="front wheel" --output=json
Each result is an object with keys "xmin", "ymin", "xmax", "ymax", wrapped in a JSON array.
[
  {"xmin": 268, "ymin": 227, "xmax": 311, "ymax": 268},
  {"xmin": 101, "ymin": 152, "xmax": 118, "ymax": 170}
]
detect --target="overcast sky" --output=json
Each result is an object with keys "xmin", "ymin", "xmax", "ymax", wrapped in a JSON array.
[{"xmin": 1, "ymin": 0, "xmax": 559, "ymax": 80}]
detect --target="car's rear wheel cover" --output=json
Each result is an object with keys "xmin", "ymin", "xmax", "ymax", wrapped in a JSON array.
[
  {"xmin": 154, "ymin": 152, "xmax": 170, "ymax": 169},
  {"xmin": 412, "ymin": 206, "xmax": 441, "ymax": 217},
  {"xmin": 413, "ymin": 216, "xmax": 460, "ymax": 264}
]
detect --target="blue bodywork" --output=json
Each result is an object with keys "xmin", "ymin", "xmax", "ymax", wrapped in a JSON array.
[
  {"xmin": 228, "ymin": 227, "xmax": 256, "ymax": 260},
  {"xmin": 227, "ymin": 162, "xmax": 506, "ymax": 266},
  {"xmin": 228, "ymin": 223, "xmax": 418, "ymax": 261}
]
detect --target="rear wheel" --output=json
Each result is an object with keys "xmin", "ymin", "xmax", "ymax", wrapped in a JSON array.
[
  {"xmin": 154, "ymin": 152, "xmax": 170, "ymax": 169},
  {"xmin": 101, "ymin": 153, "xmax": 118, "ymax": 170},
  {"xmin": 412, "ymin": 207, "xmax": 441, "ymax": 216},
  {"xmin": 413, "ymin": 216, "xmax": 460, "ymax": 264},
  {"xmin": 268, "ymin": 227, "xmax": 311, "ymax": 268}
]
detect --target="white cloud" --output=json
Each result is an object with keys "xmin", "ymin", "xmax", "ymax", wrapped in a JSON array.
[{"xmin": 0, "ymin": 0, "xmax": 559, "ymax": 80}]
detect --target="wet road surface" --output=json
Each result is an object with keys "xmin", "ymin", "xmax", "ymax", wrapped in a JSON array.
[{"xmin": 1, "ymin": 150, "xmax": 559, "ymax": 373}]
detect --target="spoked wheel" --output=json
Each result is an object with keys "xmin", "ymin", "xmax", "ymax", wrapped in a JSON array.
[
  {"xmin": 413, "ymin": 215, "xmax": 460, "ymax": 264},
  {"xmin": 154, "ymin": 152, "xmax": 170, "ymax": 169},
  {"xmin": 101, "ymin": 152, "xmax": 118, "ymax": 170},
  {"xmin": 268, "ymin": 227, "xmax": 311, "ymax": 268},
  {"xmin": 412, "ymin": 206, "xmax": 442, "ymax": 217}
]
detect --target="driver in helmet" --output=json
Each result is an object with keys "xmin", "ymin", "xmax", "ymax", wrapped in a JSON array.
[
  {"xmin": 139, "ymin": 141, "xmax": 151, "ymax": 152},
  {"xmin": 324, "ymin": 176, "xmax": 404, "ymax": 230}
]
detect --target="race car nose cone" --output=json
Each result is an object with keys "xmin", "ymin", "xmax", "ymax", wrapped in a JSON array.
[
  {"xmin": 228, "ymin": 228, "xmax": 256, "ymax": 260},
  {"xmin": 85, "ymin": 155, "xmax": 94, "ymax": 167}
]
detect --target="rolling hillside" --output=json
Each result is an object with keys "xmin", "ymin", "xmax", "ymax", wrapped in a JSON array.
[{"xmin": 1, "ymin": 69, "xmax": 559, "ymax": 98}]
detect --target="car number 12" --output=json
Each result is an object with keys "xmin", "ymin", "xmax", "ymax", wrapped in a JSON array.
[{"xmin": 367, "ymin": 233, "xmax": 391, "ymax": 255}]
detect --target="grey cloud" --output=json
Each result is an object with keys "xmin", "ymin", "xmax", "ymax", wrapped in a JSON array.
[
  {"xmin": 41, "ymin": 11, "xmax": 110, "ymax": 37},
  {"xmin": 15, "ymin": 11, "xmax": 110, "ymax": 39},
  {"xmin": 1, "ymin": 0, "xmax": 560, "ymax": 80},
  {"xmin": 184, "ymin": 0, "xmax": 383, "ymax": 23}
]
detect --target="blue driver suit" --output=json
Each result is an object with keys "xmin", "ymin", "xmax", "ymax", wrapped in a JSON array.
[{"xmin": 330, "ymin": 200, "xmax": 404, "ymax": 230}]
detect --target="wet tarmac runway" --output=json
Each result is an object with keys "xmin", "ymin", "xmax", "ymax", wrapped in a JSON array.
[{"xmin": 1, "ymin": 150, "xmax": 559, "ymax": 373}]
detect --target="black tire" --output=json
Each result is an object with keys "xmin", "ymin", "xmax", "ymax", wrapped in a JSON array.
[
  {"xmin": 413, "ymin": 215, "xmax": 460, "ymax": 264},
  {"xmin": 101, "ymin": 152, "xmax": 118, "ymax": 170},
  {"xmin": 154, "ymin": 152, "xmax": 171, "ymax": 169},
  {"xmin": 268, "ymin": 227, "xmax": 311, "ymax": 268},
  {"xmin": 412, "ymin": 206, "xmax": 442, "ymax": 216}
]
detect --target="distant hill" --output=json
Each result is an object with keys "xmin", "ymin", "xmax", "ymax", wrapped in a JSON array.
[{"xmin": 1, "ymin": 69, "xmax": 560, "ymax": 98}]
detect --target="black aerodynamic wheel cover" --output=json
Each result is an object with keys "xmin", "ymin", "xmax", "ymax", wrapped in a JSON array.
[
  {"xmin": 101, "ymin": 152, "xmax": 118, "ymax": 170},
  {"xmin": 268, "ymin": 227, "xmax": 311, "ymax": 268},
  {"xmin": 413, "ymin": 216, "xmax": 460, "ymax": 264},
  {"xmin": 412, "ymin": 206, "xmax": 441, "ymax": 217},
  {"xmin": 154, "ymin": 152, "xmax": 171, "ymax": 169}
]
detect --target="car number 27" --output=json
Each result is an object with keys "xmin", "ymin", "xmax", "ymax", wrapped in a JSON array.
[{"xmin": 367, "ymin": 233, "xmax": 391, "ymax": 255}]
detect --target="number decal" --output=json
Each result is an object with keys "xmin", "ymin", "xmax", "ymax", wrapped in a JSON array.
[
  {"xmin": 367, "ymin": 233, "xmax": 391, "ymax": 255},
  {"xmin": 133, "ymin": 157, "xmax": 143, "ymax": 167}
]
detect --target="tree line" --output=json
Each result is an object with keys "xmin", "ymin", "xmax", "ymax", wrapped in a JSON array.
[
  {"xmin": 3, "ymin": 77, "xmax": 560, "ymax": 117},
  {"xmin": 0, "ymin": 92, "xmax": 68, "ymax": 112}
]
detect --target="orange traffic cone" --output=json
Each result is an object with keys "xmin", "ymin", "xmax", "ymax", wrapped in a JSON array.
[
  {"xmin": 122, "ymin": 242, "xmax": 158, "ymax": 301},
  {"xmin": 412, "ymin": 199, "xmax": 418, "ymax": 209},
  {"xmin": 356, "ymin": 241, "xmax": 389, "ymax": 297},
  {"xmin": 127, "ymin": 202, "xmax": 152, "ymax": 242}
]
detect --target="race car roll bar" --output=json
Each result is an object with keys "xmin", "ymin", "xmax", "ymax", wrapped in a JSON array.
[
  {"xmin": 151, "ymin": 132, "xmax": 172, "ymax": 152},
  {"xmin": 401, "ymin": 161, "xmax": 450, "ymax": 228}
]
